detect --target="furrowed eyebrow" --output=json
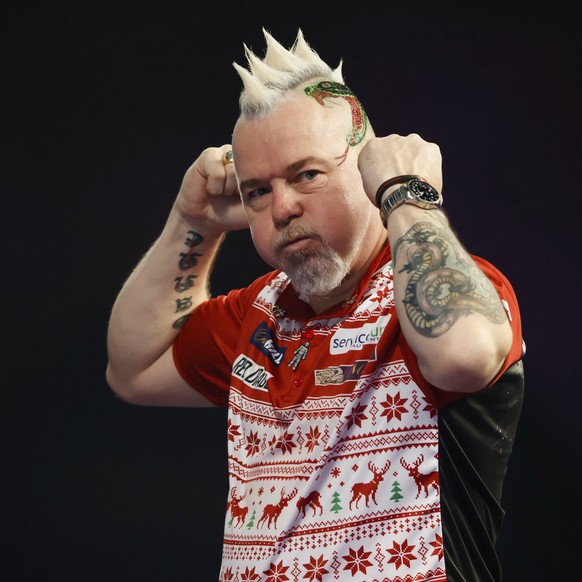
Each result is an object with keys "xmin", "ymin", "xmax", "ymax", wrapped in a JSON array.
[
  {"xmin": 238, "ymin": 157, "xmax": 326, "ymax": 192},
  {"xmin": 285, "ymin": 156, "xmax": 325, "ymax": 174},
  {"xmin": 238, "ymin": 177, "xmax": 263, "ymax": 192}
]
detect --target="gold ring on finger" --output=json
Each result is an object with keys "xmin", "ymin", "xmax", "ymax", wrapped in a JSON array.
[{"xmin": 222, "ymin": 150, "xmax": 233, "ymax": 165}]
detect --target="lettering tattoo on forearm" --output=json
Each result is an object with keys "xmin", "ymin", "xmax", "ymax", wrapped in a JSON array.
[
  {"xmin": 174, "ymin": 275, "xmax": 197, "ymax": 292},
  {"xmin": 184, "ymin": 230, "xmax": 203, "ymax": 248},
  {"xmin": 175, "ymin": 296, "xmax": 193, "ymax": 312},
  {"xmin": 172, "ymin": 314, "xmax": 191, "ymax": 329},
  {"xmin": 178, "ymin": 251, "xmax": 202, "ymax": 270},
  {"xmin": 171, "ymin": 230, "xmax": 204, "ymax": 329},
  {"xmin": 392, "ymin": 221, "xmax": 507, "ymax": 337}
]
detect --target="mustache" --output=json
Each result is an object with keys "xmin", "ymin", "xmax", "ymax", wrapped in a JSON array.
[{"xmin": 275, "ymin": 225, "xmax": 322, "ymax": 253}]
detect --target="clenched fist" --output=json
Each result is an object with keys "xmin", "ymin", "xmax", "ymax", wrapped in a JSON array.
[
  {"xmin": 175, "ymin": 144, "xmax": 249, "ymax": 233},
  {"xmin": 358, "ymin": 134, "xmax": 443, "ymax": 206}
]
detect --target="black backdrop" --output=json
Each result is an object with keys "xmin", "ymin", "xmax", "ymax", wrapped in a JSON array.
[{"xmin": 3, "ymin": 2, "xmax": 580, "ymax": 580}]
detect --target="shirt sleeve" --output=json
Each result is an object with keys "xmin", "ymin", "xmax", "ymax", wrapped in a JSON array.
[
  {"xmin": 172, "ymin": 272, "xmax": 276, "ymax": 408},
  {"xmin": 472, "ymin": 255, "xmax": 524, "ymax": 384}
]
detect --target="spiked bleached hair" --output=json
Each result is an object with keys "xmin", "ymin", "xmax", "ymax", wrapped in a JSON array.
[{"xmin": 233, "ymin": 29, "xmax": 344, "ymax": 119}]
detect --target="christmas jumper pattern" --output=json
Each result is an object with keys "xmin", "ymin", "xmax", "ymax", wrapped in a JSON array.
[{"xmin": 219, "ymin": 262, "xmax": 446, "ymax": 582}]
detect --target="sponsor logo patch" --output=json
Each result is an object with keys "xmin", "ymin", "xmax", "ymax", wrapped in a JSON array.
[
  {"xmin": 232, "ymin": 354, "xmax": 272, "ymax": 391},
  {"xmin": 250, "ymin": 322, "xmax": 287, "ymax": 366},
  {"xmin": 315, "ymin": 359, "xmax": 368, "ymax": 385},
  {"xmin": 330, "ymin": 314, "xmax": 392, "ymax": 355}
]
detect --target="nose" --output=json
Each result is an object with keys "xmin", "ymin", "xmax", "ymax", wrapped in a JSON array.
[{"xmin": 271, "ymin": 183, "xmax": 303, "ymax": 226}]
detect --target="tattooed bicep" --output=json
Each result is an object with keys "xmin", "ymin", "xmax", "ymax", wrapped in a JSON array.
[{"xmin": 393, "ymin": 222, "xmax": 506, "ymax": 337}]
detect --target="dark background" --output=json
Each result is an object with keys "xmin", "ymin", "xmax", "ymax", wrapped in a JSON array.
[{"xmin": 3, "ymin": 1, "xmax": 580, "ymax": 580}]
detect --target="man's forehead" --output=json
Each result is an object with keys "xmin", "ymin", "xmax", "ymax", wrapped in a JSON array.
[
  {"xmin": 232, "ymin": 88, "xmax": 355, "ymax": 182},
  {"xmin": 233, "ymin": 100, "xmax": 349, "ymax": 154}
]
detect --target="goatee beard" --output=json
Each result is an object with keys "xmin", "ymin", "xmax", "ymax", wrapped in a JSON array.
[{"xmin": 275, "ymin": 226, "xmax": 352, "ymax": 300}]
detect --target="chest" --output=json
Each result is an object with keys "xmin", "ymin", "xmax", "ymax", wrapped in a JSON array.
[{"xmin": 230, "ymin": 271, "xmax": 398, "ymax": 410}]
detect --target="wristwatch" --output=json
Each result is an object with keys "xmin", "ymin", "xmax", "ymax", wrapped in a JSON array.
[{"xmin": 379, "ymin": 178, "xmax": 442, "ymax": 225}]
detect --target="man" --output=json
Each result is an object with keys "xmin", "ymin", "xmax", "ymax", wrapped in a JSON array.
[{"xmin": 107, "ymin": 29, "xmax": 524, "ymax": 581}]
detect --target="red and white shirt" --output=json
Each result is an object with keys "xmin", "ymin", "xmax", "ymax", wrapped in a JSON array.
[{"xmin": 173, "ymin": 245, "xmax": 523, "ymax": 581}]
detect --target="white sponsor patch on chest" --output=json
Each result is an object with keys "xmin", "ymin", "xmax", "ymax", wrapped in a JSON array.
[{"xmin": 330, "ymin": 314, "xmax": 392, "ymax": 355}]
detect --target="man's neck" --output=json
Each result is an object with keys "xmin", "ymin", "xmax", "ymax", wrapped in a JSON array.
[{"xmin": 306, "ymin": 232, "xmax": 388, "ymax": 314}]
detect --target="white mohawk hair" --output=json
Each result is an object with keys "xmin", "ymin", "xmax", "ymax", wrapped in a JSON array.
[{"xmin": 233, "ymin": 28, "xmax": 344, "ymax": 119}]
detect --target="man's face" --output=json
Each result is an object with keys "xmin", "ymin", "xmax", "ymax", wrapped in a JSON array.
[{"xmin": 232, "ymin": 90, "xmax": 378, "ymax": 298}]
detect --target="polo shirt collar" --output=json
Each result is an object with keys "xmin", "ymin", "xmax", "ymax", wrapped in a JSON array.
[{"xmin": 274, "ymin": 243, "xmax": 392, "ymax": 322}]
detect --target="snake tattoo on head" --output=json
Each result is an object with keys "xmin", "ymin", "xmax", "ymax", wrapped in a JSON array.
[
  {"xmin": 393, "ymin": 222, "xmax": 507, "ymax": 337},
  {"xmin": 304, "ymin": 81, "xmax": 369, "ymax": 147}
]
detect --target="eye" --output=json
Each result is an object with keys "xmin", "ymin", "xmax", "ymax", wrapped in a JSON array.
[
  {"xmin": 247, "ymin": 186, "xmax": 271, "ymax": 200},
  {"xmin": 296, "ymin": 169, "xmax": 320, "ymax": 183}
]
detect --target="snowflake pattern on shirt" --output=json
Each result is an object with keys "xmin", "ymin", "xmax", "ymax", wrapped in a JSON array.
[{"xmin": 219, "ymin": 263, "xmax": 446, "ymax": 581}]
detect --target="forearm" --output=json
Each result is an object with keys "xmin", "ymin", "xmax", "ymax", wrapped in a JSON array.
[
  {"xmin": 106, "ymin": 202, "xmax": 225, "ymax": 389},
  {"xmin": 387, "ymin": 205, "xmax": 512, "ymax": 392}
]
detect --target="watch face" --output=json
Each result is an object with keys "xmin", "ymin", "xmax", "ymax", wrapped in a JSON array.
[{"xmin": 409, "ymin": 179, "xmax": 440, "ymax": 202}]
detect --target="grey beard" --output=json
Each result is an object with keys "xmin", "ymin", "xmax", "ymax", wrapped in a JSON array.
[{"xmin": 277, "ymin": 245, "xmax": 351, "ymax": 301}]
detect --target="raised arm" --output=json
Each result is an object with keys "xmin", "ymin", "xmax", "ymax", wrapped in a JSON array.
[
  {"xmin": 359, "ymin": 134, "xmax": 513, "ymax": 393},
  {"xmin": 106, "ymin": 145, "xmax": 247, "ymax": 406}
]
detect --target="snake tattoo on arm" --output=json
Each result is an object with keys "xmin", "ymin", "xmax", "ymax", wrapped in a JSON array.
[{"xmin": 392, "ymin": 221, "xmax": 507, "ymax": 337}]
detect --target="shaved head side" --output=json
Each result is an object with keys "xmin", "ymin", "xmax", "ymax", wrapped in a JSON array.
[{"xmin": 304, "ymin": 80, "xmax": 369, "ymax": 148}]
